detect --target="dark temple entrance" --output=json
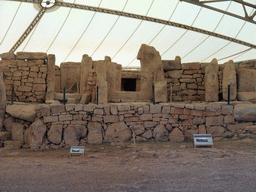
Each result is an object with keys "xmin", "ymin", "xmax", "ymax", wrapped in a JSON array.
[{"xmin": 121, "ymin": 78, "xmax": 136, "ymax": 91}]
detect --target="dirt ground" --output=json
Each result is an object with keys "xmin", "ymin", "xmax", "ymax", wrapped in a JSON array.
[{"xmin": 0, "ymin": 138, "xmax": 256, "ymax": 192}]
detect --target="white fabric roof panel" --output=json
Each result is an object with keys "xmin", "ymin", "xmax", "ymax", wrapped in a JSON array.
[{"xmin": 0, "ymin": 0, "xmax": 255, "ymax": 67}]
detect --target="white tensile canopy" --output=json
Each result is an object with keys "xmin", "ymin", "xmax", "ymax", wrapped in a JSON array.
[{"xmin": 0, "ymin": 0, "xmax": 255, "ymax": 67}]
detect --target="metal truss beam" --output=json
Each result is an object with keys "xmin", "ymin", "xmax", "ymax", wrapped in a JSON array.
[
  {"xmin": 56, "ymin": 1, "xmax": 256, "ymax": 49},
  {"xmin": 180, "ymin": 0, "xmax": 256, "ymax": 25},
  {"xmin": 6, "ymin": 0, "xmax": 256, "ymax": 51},
  {"xmin": 10, "ymin": 7, "xmax": 46, "ymax": 53}
]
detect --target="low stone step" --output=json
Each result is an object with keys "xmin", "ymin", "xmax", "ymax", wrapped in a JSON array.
[
  {"xmin": 243, "ymin": 125, "xmax": 256, "ymax": 134},
  {"xmin": 0, "ymin": 132, "xmax": 11, "ymax": 141}
]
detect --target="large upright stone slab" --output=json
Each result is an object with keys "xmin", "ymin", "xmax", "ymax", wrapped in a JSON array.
[
  {"xmin": 95, "ymin": 61, "xmax": 108, "ymax": 104},
  {"xmin": 87, "ymin": 122, "xmax": 102, "ymax": 144},
  {"xmin": 106, "ymin": 61, "xmax": 116, "ymax": 100},
  {"xmin": 205, "ymin": 59, "xmax": 219, "ymax": 102},
  {"xmin": 46, "ymin": 54, "xmax": 55, "ymax": 100},
  {"xmin": 222, "ymin": 60, "xmax": 236, "ymax": 101},
  {"xmin": 137, "ymin": 44, "xmax": 167, "ymax": 103},
  {"xmin": 80, "ymin": 54, "xmax": 92, "ymax": 94},
  {"xmin": 0, "ymin": 70, "xmax": 6, "ymax": 131},
  {"xmin": 115, "ymin": 64, "xmax": 122, "ymax": 91},
  {"xmin": 237, "ymin": 68, "xmax": 256, "ymax": 92},
  {"xmin": 60, "ymin": 62, "xmax": 81, "ymax": 93},
  {"xmin": 29, "ymin": 119, "xmax": 47, "ymax": 150}
]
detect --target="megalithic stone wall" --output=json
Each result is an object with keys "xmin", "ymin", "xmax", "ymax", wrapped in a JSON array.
[{"xmin": 0, "ymin": 52, "xmax": 49, "ymax": 103}]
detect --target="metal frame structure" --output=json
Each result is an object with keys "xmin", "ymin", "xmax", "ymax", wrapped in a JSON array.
[
  {"xmin": 180, "ymin": 0, "xmax": 256, "ymax": 25},
  {"xmin": 7, "ymin": 0, "xmax": 256, "ymax": 53}
]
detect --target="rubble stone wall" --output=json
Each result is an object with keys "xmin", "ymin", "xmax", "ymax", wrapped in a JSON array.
[{"xmin": 0, "ymin": 52, "xmax": 49, "ymax": 103}]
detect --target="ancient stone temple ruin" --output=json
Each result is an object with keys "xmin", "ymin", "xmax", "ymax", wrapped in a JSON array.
[{"xmin": 0, "ymin": 44, "xmax": 256, "ymax": 150}]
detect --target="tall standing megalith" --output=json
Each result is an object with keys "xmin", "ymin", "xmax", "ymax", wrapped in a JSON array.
[
  {"xmin": 205, "ymin": 58, "xmax": 219, "ymax": 102},
  {"xmin": 0, "ymin": 69, "xmax": 6, "ymax": 131}
]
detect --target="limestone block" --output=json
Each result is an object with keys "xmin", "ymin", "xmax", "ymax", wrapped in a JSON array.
[
  {"xmin": 97, "ymin": 81, "xmax": 108, "ymax": 104},
  {"xmin": 205, "ymin": 59, "xmax": 219, "ymax": 102},
  {"xmin": 4, "ymin": 141, "xmax": 22, "ymax": 150},
  {"xmin": 103, "ymin": 115, "xmax": 119, "ymax": 123},
  {"xmin": 234, "ymin": 104, "xmax": 256, "ymax": 121},
  {"xmin": 39, "ymin": 106, "xmax": 50, "ymax": 117},
  {"xmin": 221, "ymin": 104, "xmax": 233, "ymax": 115},
  {"xmin": 154, "ymin": 80, "xmax": 168, "ymax": 103},
  {"xmin": 222, "ymin": 60, "xmax": 237, "ymax": 100},
  {"xmin": 59, "ymin": 115, "xmax": 72, "ymax": 121},
  {"xmin": 110, "ymin": 105, "xmax": 118, "ymax": 115},
  {"xmin": 144, "ymin": 121, "xmax": 158, "ymax": 128},
  {"xmin": 150, "ymin": 105, "xmax": 161, "ymax": 114},
  {"xmin": 169, "ymin": 128, "xmax": 184, "ymax": 142},
  {"xmin": 182, "ymin": 63, "xmax": 200, "ymax": 70},
  {"xmin": 132, "ymin": 125, "xmax": 145, "ymax": 136},
  {"xmin": 11, "ymin": 122, "xmax": 24, "ymax": 141},
  {"xmin": 206, "ymin": 116, "xmax": 223, "ymax": 127},
  {"xmin": 64, "ymin": 124, "xmax": 87, "ymax": 146},
  {"xmin": 84, "ymin": 105, "xmax": 95, "ymax": 112},
  {"xmin": 153, "ymin": 125, "xmax": 168, "ymax": 141},
  {"xmin": 0, "ymin": 132, "xmax": 11, "ymax": 142},
  {"xmin": 106, "ymin": 62, "xmax": 117, "ymax": 99},
  {"xmin": 80, "ymin": 92, "xmax": 91, "ymax": 104},
  {"xmin": 29, "ymin": 119, "xmax": 47, "ymax": 150},
  {"xmin": 16, "ymin": 52, "xmax": 47, "ymax": 60},
  {"xmin": 118, "ymin": 104, "xmax": 130, "ymax": 111},
  {"xmin": 80, "ymin": 54, "xmax": 92, "ymax": 94},
  {"xmin": 50, "ymin": 104, "xmax": 65, "ymax": 114},
  {"xmin": 237, "ymin": 92, "xmax": 256, "ymax": 101},
  {"xmin": 237, "ymin": 68, "xmax": 256, "ymax": 92},
  {"xmin": 224, "ymin": 114, "xmax": 235, "ymax": 124},
  {"xmin": 33, "ymin": 84, "xmax": 46, "ymax": 92},
  {"xmin": 87, "ymin": 122, "xmax": 102, "ymax": 144},
  {"xmin": 104, "ymin": 122, "xmax": 131, "ymax": 142},
  {"xmin": 139, "ymin": 114, "xmax": 153, "ymax": 121},
  {"xmin": 207, "ymin": 126, "xmax": 225, "ymax": 137},
  {"xmin": 0, "ymin": 52, "xmax": 16, "ymax": 60},
  {"xmin": 198, "ymin": 125, "xmax": 206, "ymax": 134},
  {"xmin": 4, "ymin": 117, "xmax": 14, "ymax": 132},
  {"xmin": 67, "ymin": 98, "xmax": 76, "ymax": 104},
  {"xmin": 6, "ymin": 104, "xmax": 36, "ymax": 122},
  {"xmin": 48, "ymin": 124, "xmax": 63, "ymax": 144},
  {"xmin": 43, "ymin": 116, "xmax": 58, "ymax": 123},
  {"xmin": 141, "ymin": 130, "xmax": 153, "ymax": 139},
  {"xmin": 184, "ymin": 129, "xmax": 198, "ymax": 140},
  {"xmin": 34, "ymin": 78, "xmax": 45, "ymax": 84},
  {"xmin": 13, "ymin": 71, "xmax": 22, "ymax": 76},
  {"xmin": 115, "ymin": 64, "xmax": 122, "ymax": 91},
  {"xmin": 162, "ymin": 56, "xmax": 181, "ymax": 71}
]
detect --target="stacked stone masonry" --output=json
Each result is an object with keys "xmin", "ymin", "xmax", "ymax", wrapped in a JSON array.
[
  {"xmin": 2, "ymin": 102, "xmax": 256, "ymax": 150},
  {"xmin": 0, "ymin": 52, "xmax": 48, "ymax": 103}
]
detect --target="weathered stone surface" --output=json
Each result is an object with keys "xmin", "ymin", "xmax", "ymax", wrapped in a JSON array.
[
  {"xmin": 222, "ymin": 60, "xmax": 236, "ymax": 101},
  {"xmin": 132, "ymin": 125, "xmax": 145, "ymax": 136},
  {"xmin": 166, "ymin": 70, "xmax": 183, "ymax": 78},
  {"xmin": 88, "ymin": 122, "xmax": 102, "ymax": 144},
  {"xmin": 205, "ymin": 59, "xmax": 219, "ymax": 102},
  {"xmin": 169, "ymin": 128, "xmax": 184, "ymax": 142},
  {"xmin": 153, "ymin": 125, "xmax": 168, "ymax": 141},
  {"xmin": 224, "ymin": 114, "xmax": 234, "ymax": 124},
  {"xmin": 118, "ymin": 104, "xmax": 130, "ymax": 111},
  {"xmin": 155, "ymin": 80, "xmax": 168, "ymax": 103},
  {"xmin": 206, "ymin": 116, "xmax": 223, "ymax": 127},
  {"xmin": 29, "ymin": 119, "xmax": 47, "ymax": 150},
  {"xmin": 162, "ymin": 56, "xmax": 182, "ymax": 70},
  {"xmin": 46, "ymin": 54, "xmax": 55, "ymax": 100},
  {"xmin": 0, "ymin": 52, "xmax": 16, "ymax": 60},
  {"xmin": 51, "ymin": 104, "xmax": 65, "ymax": 114},
  {"xmin": 16, "ymin": 52, "xmax": 47, "ymax": 60},
  {"xmin": 0, "ymin": 132, "xmax": 11, "ymax": 141},
  {"xmin": 0, "ymin": 70, "xmax": 6, "ymax": 130},
  {"xmin": 64, "ymin": 124, "xmax": 87, "ymax": 146},
  {"xmin": 33, "ymin": 84, "xmax": 46, "ymax": 92},
  {"xmin": 59, "ymin": 114, "xmax": 72, "ymax": 121},
  {"xmin": 234, "ymin": 104, "xmax": 256, "ymax": 121},
  {"xmin": 80, "ymin": 92, "xmax": 91, "ymax": 104},
  {"xmin": 104, "ymin": 122, "xmax": 131, "ymax": 142},
  {"xmin": 237, "ymin": 92, "xmax": 256, "ymax": 101},
  {"xmin": 44, "ymin": 116, "xmax": 58, "ymax": 123},
  {"xmin": 207, "ymin": 126, "xmax": 225, "ymax": 137},
  {"xmin": 6, "ymin": 104, "xmax": 36, "ymax": 122},
  {"xmin": 103, "ymin": 115, "xmax": 119, "ymax": 123},
  {"xmin": 198, "ymin": 125, "xmax": 206, "ymax": 134},
  {"xmin": 11, "ymin": 122, "xmax": 24, "ymax": 141},
  {"xmin": 182, "ymin": 63, "xmax": 200, "ymax": 70},
  {"xmin": 142, "ymin": 130, "xmax": 153, "ymax": 139},
  {"xmin": 80, "ymin": 54, "xmax": 92, "ymax": 94},
  {"xmin": 184, "ymin": 129, "xmax": 198, "ymax": 140},
  {"xmin": 48, "ymin": 124, "xmax": 63, "ymax": 144},
  {"xmin": 150, "ymin": 105, "xmax": 161, "ymax": 114},
  {"xmin": 4, "ymin": 141, "xmax": 22, "ymax": 149},
  {"xmin": 140, "ymin": 114, "xmax": 153, "ymax": 121},
  {"xmin": 237, "ymin": 68, "xmax": 256, "ymax": 92}
]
